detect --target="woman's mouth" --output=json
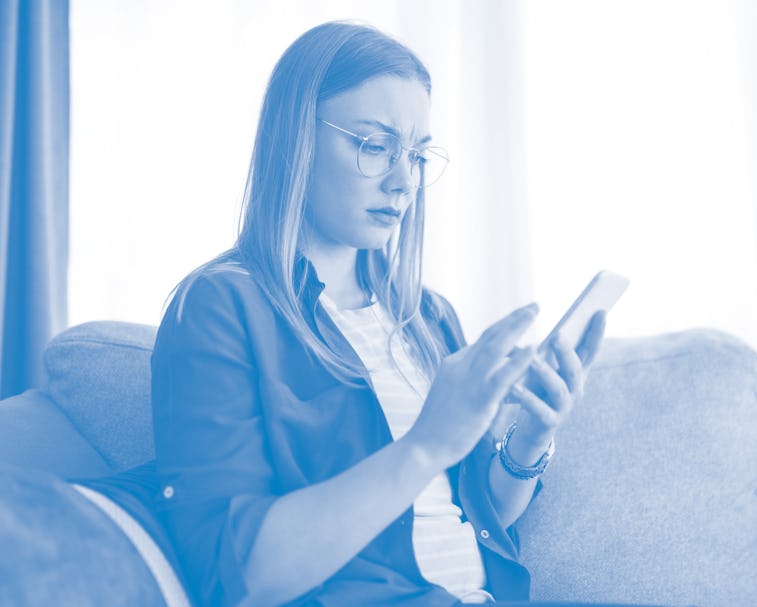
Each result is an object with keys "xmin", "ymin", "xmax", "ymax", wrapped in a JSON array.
[{"xmin": 366, "ymin": 207, "xmax": 401, "ymax": 226}]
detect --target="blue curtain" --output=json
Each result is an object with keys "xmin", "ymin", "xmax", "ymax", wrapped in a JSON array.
[{"xmin": 0, "ymin": 0, "xmax": 69, "ymax": 398}]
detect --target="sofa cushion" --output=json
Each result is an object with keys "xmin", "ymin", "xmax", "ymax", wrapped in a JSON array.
[
  {"xmin": 71, "ymin": 480, "xmax": 191, "ymax": 607},
  {"xmin": 73, "ymin": 460, "xmax": 192, "ymax": 606},
  {"xmin": 0, "ymin": 389, "xmax": 111, "ymax": 477},
  {"xmin": 0, "ymin": 463, "xmax": 168, "ymax": 607},
  {"xmin": 43, "ymin": 321, "xmax": 158, "ymax": 471},
  {"xmin": 516, "ymin": 329, "xmax": 757, "ymax": 607}
]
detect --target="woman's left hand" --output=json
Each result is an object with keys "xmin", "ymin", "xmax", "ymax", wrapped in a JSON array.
[{"xmin": 509, "ymin": 311, "xmax": 607, "ymax": 451}]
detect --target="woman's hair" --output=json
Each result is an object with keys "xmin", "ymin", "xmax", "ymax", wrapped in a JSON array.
[{"xmin": 180, "ymin": 21, "xmax": 445, "ymax": 382}]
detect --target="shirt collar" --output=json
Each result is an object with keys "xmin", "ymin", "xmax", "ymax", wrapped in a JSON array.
[{"xmin": 294, "ymin": 252, "xmax": 326, "ymax": 310}]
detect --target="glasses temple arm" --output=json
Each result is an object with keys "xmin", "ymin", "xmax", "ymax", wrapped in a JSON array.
[{"xmin": 317, "ymin": 119, "xmax": 366, "ymax": 142}]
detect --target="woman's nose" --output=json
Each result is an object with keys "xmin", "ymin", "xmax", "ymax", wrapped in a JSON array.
[{"xmin": 382, "ymin": 150, "xmax": 417, "ymax": 194}]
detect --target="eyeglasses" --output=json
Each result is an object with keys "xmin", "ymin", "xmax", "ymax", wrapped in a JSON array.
[{"xmin": 318, "ymin": 119, "xmax": 449, "ymax": 188}]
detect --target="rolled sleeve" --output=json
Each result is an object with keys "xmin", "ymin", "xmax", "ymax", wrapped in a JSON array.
[
  {"xmin": 457, "ymin": 439, "xmax": 539, "ymax": 600},
  {"xmin": 458, "ymin": 440, "xmax": 521, "ymax": 560},
  {"xmin": 151, "ymin": 272, "xmax": 278, "ymax": 604}
]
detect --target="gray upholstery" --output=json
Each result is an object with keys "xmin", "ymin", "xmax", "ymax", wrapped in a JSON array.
[
  {"xmin": 42, "ymin": 321, "xmax": 157, "ymax": 471},
  {"xmin": 0, "ymin": 464, "xmax": 166, "ymax": 607},
  {"xmin": 0, "ymin": 389, "xmax": 110, "ymax": 477},
  {"xmin": 517, "ymin": 330, "xmax": 757, "ymax": 607},
  {"xmin": 1, "ymin": 321, "xmax": 755, "ymax": 606}
]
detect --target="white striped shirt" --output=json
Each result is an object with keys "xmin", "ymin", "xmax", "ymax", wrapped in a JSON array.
[{"xmin": 320, "ymin": 293, "xmax": 494, "ymax": 603}]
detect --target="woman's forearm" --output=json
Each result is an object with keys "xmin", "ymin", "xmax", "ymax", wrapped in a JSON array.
[
  {"xmin": 238, "ymin": 433, "xmax": 441, "ymax": 606},
  {"xmin": 487, "ymin": 431, "xmax": 550, "ymax": 528}
]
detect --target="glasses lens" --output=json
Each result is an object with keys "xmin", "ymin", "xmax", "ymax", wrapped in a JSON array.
[
  {"xmin": 357, "ymin": 134, "xmax": 449, "ymax": 188},
  {"xmin": 416, "ymin": 146, "xmax": 449, "ymax": 188},
  {"xmin": 358, "ymin": 133, "xmax": 400, "ymax": 178}
]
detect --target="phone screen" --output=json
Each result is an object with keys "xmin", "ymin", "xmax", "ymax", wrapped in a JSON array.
[
  {"xmin": 538, "ymin": 270, "xmax": 629, "ymax": 357},
  {"xmin": 508, "ymin": 270, "xmax": 629, "ymax": 400}
]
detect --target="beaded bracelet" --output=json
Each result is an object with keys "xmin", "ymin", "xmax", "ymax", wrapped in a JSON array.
[{"xmin": 497, "ymin": 422, "xmax": 555, "ymax": 480}]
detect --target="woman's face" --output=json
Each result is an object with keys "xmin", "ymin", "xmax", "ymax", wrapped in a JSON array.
[{"xmin": 303, "ymin": 75, "xmax": 431, "ymax": 254}]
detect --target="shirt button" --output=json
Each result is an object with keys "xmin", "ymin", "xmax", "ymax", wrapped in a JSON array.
[
  {"xmin": 480, "ymin": 529, "xmax": 490, "ymax": 539},
  {"xmin": 163, "ymin": 485, "xmax": 175, "ymax": 499}
]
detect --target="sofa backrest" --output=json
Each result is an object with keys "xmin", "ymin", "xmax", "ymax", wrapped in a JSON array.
[
  {"xmin": 42, "ymin": 321, "xmax": 158, "ymax": 473},
  {"xmin": 517, "ymin": 328, "xmax": 757, "ymax": 607}
]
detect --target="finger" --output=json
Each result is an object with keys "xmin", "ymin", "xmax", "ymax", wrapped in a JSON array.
[
  {"xmin": 551, "ymin": 332, "xmax": 585, "ymax": 400},
  {"xmin": 443, "ymin": 344, "xmax": 470, "ymax": 366},
  {"xmin": 510, "ymin": 384, "xmax": 559, "ymax": 429},
  {"xmin": 485, "ymin": 345, "xmax": 536, "ymax": 402},
  {"xmin": 528, "ymin": 356, "xmax": 572, "ymax": 413},
  {"xmin": 576, "ymin": 311, "xmax": 606, "ymax": 367},
  {"xmin": 471, "ymin": 303, "xmax": 539, "ymax": 367},
  {"xmin": 484, "ymin": 344, "xmax": 533, "ymax": 383}
]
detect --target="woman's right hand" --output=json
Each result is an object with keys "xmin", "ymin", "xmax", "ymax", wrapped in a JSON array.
[{"xmin": 406, "ymin": 303, "xmax": 539, "ymax": 470}]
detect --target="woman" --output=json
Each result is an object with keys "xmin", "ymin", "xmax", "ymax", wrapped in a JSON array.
[{"xmin": 150, "ymin": 21, "xmax": 613, "ymax": 607}]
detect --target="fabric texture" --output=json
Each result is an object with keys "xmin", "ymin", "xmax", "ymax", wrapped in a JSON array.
[
  {"xmin": 0, "ymin": 463, "xmax": 167, "ymax": 607},
  {"xmin": 150, "ymin": 251, "xmax": 531, "ymax": 607},
  {"xmin": 516, "ymin": 329, "xmax": 757, "ymax": 607},
  {"xmin": 2, "ymin": 306, "xmax": 753, "ymax": 605},
  {"xmin": 43, "ymin": 320, "xmax": 158, "ymax": 470},
  {"xmin": 72, "ymin": 481, "xmax": 191, "ymax": 607},
  {"xmin": 0, "ymin": 388, "xmax": 110, "ymax": 477},
  {"xmin": 74, "ymin": 460, "xmax": 191, "ymax": 602},
  {"xmin": 0, "ymin": 0, "xmax": 70, "ymax": 398}
]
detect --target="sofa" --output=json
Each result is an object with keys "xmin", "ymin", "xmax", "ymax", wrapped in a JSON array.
[{"xmin": 0, "ymin": 321, "xmax": 755, "ymax": 607}]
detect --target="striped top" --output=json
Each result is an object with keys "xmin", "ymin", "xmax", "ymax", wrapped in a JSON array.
[{"xmin": 320, "ymin": 293, "xmax": 494, "ymax": 604}]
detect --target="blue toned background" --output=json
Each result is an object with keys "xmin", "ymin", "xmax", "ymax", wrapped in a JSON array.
[
  {"xmin": 1, "ymin": 4, "xmax": 755, "ymax": 605},
  {"xmin": 68, "ymin": 0, "xmax": 757, "ymax": 347}
]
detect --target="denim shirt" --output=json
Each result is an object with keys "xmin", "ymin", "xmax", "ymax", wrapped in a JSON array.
[{"xmin": 150, "ymin": 251, "xmax": 533, "ymax": 607}]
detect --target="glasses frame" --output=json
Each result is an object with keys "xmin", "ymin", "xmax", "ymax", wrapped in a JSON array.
[{"xmin": 317, "ymin": 118, "xmax": 449, "ymax": 188}]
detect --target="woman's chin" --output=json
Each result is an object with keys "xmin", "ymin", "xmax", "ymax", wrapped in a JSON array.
[{"xmin": 357, "ymin": 227, "xmax": 397, "ymax": 251}]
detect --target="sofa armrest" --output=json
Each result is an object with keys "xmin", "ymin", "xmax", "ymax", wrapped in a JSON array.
[
  {"xmin": 0, "ymin": 464, "xmax": 171, "ymax": 607},
  {"xmin": 0, "ymin": 389, "xmax": 111, "ymax": 478}
]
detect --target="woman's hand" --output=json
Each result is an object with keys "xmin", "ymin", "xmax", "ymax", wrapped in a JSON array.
[
  {"xmin": 406, "ymin": 303, "xmax": 539, "ymax": 470},
  {"xmin": 509, "ymin": 311, "xmax": 607, "ymax": 455}
]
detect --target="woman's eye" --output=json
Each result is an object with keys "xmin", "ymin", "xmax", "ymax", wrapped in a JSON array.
[
  {"xmin": 363, "ymin": 143, "xmax": 388, "ymax": 155},
  {"xmin": 409, "ymin": 150, "xmax": 426, "ymax": 165}
]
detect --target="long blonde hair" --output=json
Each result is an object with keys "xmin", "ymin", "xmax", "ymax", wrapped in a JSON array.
[{"xmin": 184, "ymin": 22, "xmax": 448, "ymax": 383}]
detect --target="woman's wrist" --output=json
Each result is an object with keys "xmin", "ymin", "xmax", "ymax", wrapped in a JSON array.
[
  {"xmin": 503, "ymin": 425, "xmax": 554, "ymax": 468},
  {"xmin": 398, "ymin": 427, "xmax": 449, "ymax": 478}
]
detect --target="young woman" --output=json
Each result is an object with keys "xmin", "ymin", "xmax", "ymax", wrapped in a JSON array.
[{"xmin": 148, "ymin": 21, "xmax": 626, "ymax": 607}]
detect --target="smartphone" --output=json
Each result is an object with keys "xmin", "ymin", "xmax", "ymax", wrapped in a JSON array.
[
  {"xmin": 537, "ymin": 270, "xmax": 630, "ymax": 359},
  {"xmin": 510, "ymin": 270, "xmax": 629, "ymax": 399}
]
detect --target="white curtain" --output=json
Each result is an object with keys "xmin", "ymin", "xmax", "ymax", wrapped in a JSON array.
[
  {"xmin": 70, "ymin": 0, "xmax": 757, "ymax": 348},
  {"xmin": 518, "ymin": 0, "xmax": 757, "ymax": 348},
  {"xmin": 734, "ymin": 0, "xmax": 757, "ymax": 252}
]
